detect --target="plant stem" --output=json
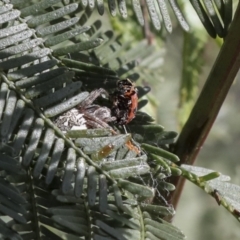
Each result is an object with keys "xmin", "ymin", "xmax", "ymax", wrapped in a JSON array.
[{"xmin": 170, "ymin": 2, "xmax": 240, "ymax": 209}]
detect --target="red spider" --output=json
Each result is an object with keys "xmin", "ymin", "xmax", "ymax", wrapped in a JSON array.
[{"xmin": 111, "ymin": 78, "xmax": 138, "ymax": 125}]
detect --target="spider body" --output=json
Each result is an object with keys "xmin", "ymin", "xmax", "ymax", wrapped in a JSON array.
[
  {"xmin": 111, "ymin": 79, "xmax": 138, "ymax": 125},
  {"xmin": 54, "ymin": 88, "xmax": 116, "ymax": 132}
]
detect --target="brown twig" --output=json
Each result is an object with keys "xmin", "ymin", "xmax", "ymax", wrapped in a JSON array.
[{"xmin": 141, "ymin": 0, "xmax": 155, "ymax": 45}]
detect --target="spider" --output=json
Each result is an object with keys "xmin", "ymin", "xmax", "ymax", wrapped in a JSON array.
[
  {"xmin": 111, "ymin": 78, "xmax": 138, "ymax": 125},
  {"xmin": 54, "ymin": 88, "xmax": 116, "ymax": 132}
]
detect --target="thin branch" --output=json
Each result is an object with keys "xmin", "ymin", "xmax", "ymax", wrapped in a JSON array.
[
  {"xmin": 141, "ymin": 0, "xmax": 155, "ymax": 45},
  {"xmin": 170, "ymin": 2, "xmax": 240, "ymax": 209}
]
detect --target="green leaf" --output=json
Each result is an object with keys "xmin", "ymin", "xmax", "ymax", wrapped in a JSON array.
[
  {"xmin": 27, "ymin": 3, "xmax": 78, "ymax": 27},
  {"xmin": 118, "ymin": 179, "xmax": 154, "ymax": 198},
  {"xmin": 142, "ymin": 143, "xmax": 180, "ymax": 163}
]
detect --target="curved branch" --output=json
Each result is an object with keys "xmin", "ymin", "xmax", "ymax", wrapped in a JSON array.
[{"xmin": 170, "ymin": 2, "xmax": 240, "ymax": 208}]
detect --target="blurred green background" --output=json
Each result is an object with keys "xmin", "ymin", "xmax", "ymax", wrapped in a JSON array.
[
  {"xmin": 163, "ymin": 29, "xmax": 240, "ymax": 239},
  {"xmin": 107, "ymin": 1, "xmax": 240, "ymax": 239},
  {"xmin": 153, "ymin": 6, "xmax": 240, "ymax": 239}
]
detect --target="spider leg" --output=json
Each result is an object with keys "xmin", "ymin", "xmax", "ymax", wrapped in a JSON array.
[
  {"xmin": 78, "ymin": 88, "xmax": 108, "ymax": 109},
  {"xmin": 94, "ymin": 107, "xmax": 116, "ymax": 122},
  {"xmin": 104, "ymin": 116, "xmax": 116, "ymax": 122},
  {"xmin": 122, "ymin": 125, "xmax": 128, "ymax": 134},
  {"xmin": 83, "ymin": 113, "xmax": 112, "ymax": 129}
]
